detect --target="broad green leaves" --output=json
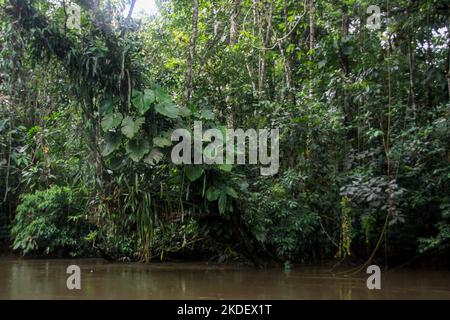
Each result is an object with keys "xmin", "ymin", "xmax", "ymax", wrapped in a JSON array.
[
  {"xmin": 153, "ymin": 86, "xmax": 171, "ymax": 102},
  {"xmin": 100, "ymin": 99, "xmax": 114, "ymax": 114},
  {"xmin": 155, "ymin": 101, "xmax": 180, "ymax": 119},
  {"xmin": 218, "ymin": 164, "xmax": 232, "ymax": 172},
  {"xmin": 121, "ymin": 116, "xmax": 145, "ymax": 139},
  {"xmin": 101, "ymin": 112, "xmax": 123, "ymax": 131},
  {"xmin": 206, "ymin": 187, "xmax": 221, "ymax": 201},
  {"xmin": 126, "ymin": 139, "xmax": 150, "ymax": 162},
  {"xmin": 132, "ymin": 89, "xmax": 156, "ymax": 115},
  {"xmin": 185, "ymin": 166, "xmax": 204, "ymax": 182},
  {"xmin": 205, "ymin": 185, "xmax": 238, "ymax": 215},
  {"xmin": 99, "ymin": 87, "xmax": 181, "ymax": 162},
  {"xmin": 100, "ymin": 87, "xmax": 180, "ymax": 164},
  {"xmin": 101, "ymin": 131, "xmax": 122, "ymax": 156},
  {"xmin": 225, "ymin": 186, "xmax": 238, "ymax": 199}
]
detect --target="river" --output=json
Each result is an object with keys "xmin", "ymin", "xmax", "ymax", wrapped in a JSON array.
[{"xmin": 0, "ymin": 259, "xmax": 449, "ymax": 299}]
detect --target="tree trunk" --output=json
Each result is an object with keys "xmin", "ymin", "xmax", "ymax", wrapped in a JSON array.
[
  {"xmin": 229, "ymin": 0, "xmax": 241, "ymax": 46},
  {"xmin": 341, "ymin": 5, "xmax": 351, "ymax": 127},
  {"xmin": 309, "ymin": 0, "xmax": 315, "ymax": 98},
  {"xmin": 258, "ymin": 0, "xmax": 273, "ymax": 100},
  {"xmin": 279, "ymin": 0, "xmax": 295, "ymax": 104},
  {"xmin": 183, "ymin": 0, "xmax": 199, "ymax": 106},
  {"xmin": 408, "ymin": 35, "xmax": 417, "ymax": 123},
  {"xmin": 228, "ymin": 0, "xmax": 242, "ymax": 126},
  {"xmin": 447, "ymin": 21, "xmax": 450, "ymax": 103},
  {"xmin": 84, "ymin": 93, "xmax": 104, "ymax": 189}
]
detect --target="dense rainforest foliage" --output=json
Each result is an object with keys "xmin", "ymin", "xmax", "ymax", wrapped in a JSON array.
[{"xmin": 0, "ymin": 0, "xmax": 449, "ymax": 268}]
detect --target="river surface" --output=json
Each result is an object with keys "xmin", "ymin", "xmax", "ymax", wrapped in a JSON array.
[{"xmin": 0, "ymin": 258, "xmax": 449, "ymax": 299}]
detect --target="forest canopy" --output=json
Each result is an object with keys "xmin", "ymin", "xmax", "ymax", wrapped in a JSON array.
[{"xmin": 0, "ymin": 0, "xmax": 449, "ymax": 267}]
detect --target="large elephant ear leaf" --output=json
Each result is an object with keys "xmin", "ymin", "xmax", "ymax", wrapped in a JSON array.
[
  {"xmin": 132, "ymin": 89, "xmax": 155, "ymax": 115},
  {"xmin": 153, "ymin": 86, "xmax": 171, "ymax": 102},
  {"xmin": 155, "ymin": 101, "xmax": 180, "ymax": 119},
  {"xmin": 143, "ymin": 89, "xmax": 156, "ymax": 105},
  {"xmin": 126, "ymin": 138, "xmax": 150, "ymax": 162},
  {"xmin": 121, "ymin": 116, "xmax": 145, "ymax": 139},
  {"xmin": 101, "ymin": 112, "xmax": 123, "ymax": 131},
  {"xmin": 101, "ymin": 131, "xmax": 122, "ymax": 156},
  {"xmin": 185, "ymin": 165, "xmax": 204, "ymax": 182}
]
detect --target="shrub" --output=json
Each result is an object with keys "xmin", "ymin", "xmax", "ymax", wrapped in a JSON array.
[{"xmin": 11, "ymin": 186, "xmax": 90, "ymax": 256}]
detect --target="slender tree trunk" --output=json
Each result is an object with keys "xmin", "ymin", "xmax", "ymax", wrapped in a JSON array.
[
  {"xmin": 279, "ymin": 0, "xmax": 295, "ymax": 104},
  {"xmin": 278, "ymin": 42, "xmax": 293, "ymax": 101},
  {"xmin": 230, "ymin": 0, "xmax": 241, "ymax": 46},
  {"xmin": 309, "ymin": 0, "xmax": 315, "ymax": 98},
  {"xmin": 252, "ymin": 0, "xmax": 258, "ymax": 37},
  {"xmin": 213, "ymin": 8, "xmax": 219, "ymax": 37},
  {"xmin": 258, "ymin": 0, "xmax": 273, "ymax": 100},
  {"xmin": 341, "ymin": 5, "xmax": 351, "ymax": 128},
  {"xmin": 126, "ymin": 0, "xmax": 137, "ymax": 20},
  {"xmin": 408, "ymin": 35, "xmax": 417, "ymax": 123},
  {"xmin": 447, "ymin": 21, "xmax": 450, "ymax": 103},
  {"xmin": 257, "ymin": 0, "xmax": 264, "ymax": 99},
  {"xmin": 184, "ymin": 0, "xmax": 199, "ymax": 105},
  {"xmin": 3, "ymin": 116, "xmax": 12, "ymax": 203},
  {"xmin": 228, "ymin": 0, "xmax": 242, "ymax": 126},
  {"xmin": 84, "ymin": 93, "xmax": 104, "ymax": 189}
]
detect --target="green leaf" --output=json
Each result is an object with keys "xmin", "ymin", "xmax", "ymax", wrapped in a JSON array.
[
  {"xmin": 155, "ymin": 101, "xmax": 180, "ymax": 119},
  {"xmin": 206, "ymin": 187, "xmax": 221, "ymax": 201},
  {"xmin": 143, "ymin": 89, "xmax": 156, "ymax": 105},
  {"xmin": 121, "ymin": 116, "xmax": 145, "ymax": 139},
  {"xmin": 286, "ymin": 43, "xmax": 296, "ymax": 53},
  {"xmin": 100, "ymin": 99, "xmax": 114, "ymax": 114},
  {"xmin": 154, "ymin": 86, "xmax": 171, "ymax": 102},
  {"xmin": 144, "ymin": 148, "xmax": 164, "ymax": 165},
  {"xmin": 109, "ymin": 156, "xmax": 125, "ymax": 170},
  {"xmin": 185, "ymin": 166, "xmax": 204, "ymax": 182},
  {"xmin": 126, "ymin": 138, "xmax": 150, "ymax": 162},
  {"xmin": 101, "ymin": 112, "xmax": 123, "ymax": 131},
  {"xmin": 132, "ymin": 89, "xmax": 156, "ymax": 115},
  {"xmin": 101, "ymin": 131, "xmax": 122, "ymax": 156},
  {"xmin": 218, "ymin": 194, "xmax": 227, "ymax": 215},
  {"xmin": 218, "ymin": 164, "xmax": 232, "ymax": 172},
  {"xmin": 179, "ymin": 107, "xmax": 192, "ymax": 117},
  {"xmin": 131, "ymin": 91, "xmax": 145, "ymax": 114},
  {"xmin": 225, "ymin": 187, "xmax": 238, "ymax": 199},
  {"xmin": 153, "ymin": 136, "xmax": 172, "ymax": 148}
]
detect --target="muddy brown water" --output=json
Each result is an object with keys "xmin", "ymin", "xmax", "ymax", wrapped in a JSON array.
[{"xmin": 0, "ymin": 258, "xmax": 449, "ymax": 299}]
